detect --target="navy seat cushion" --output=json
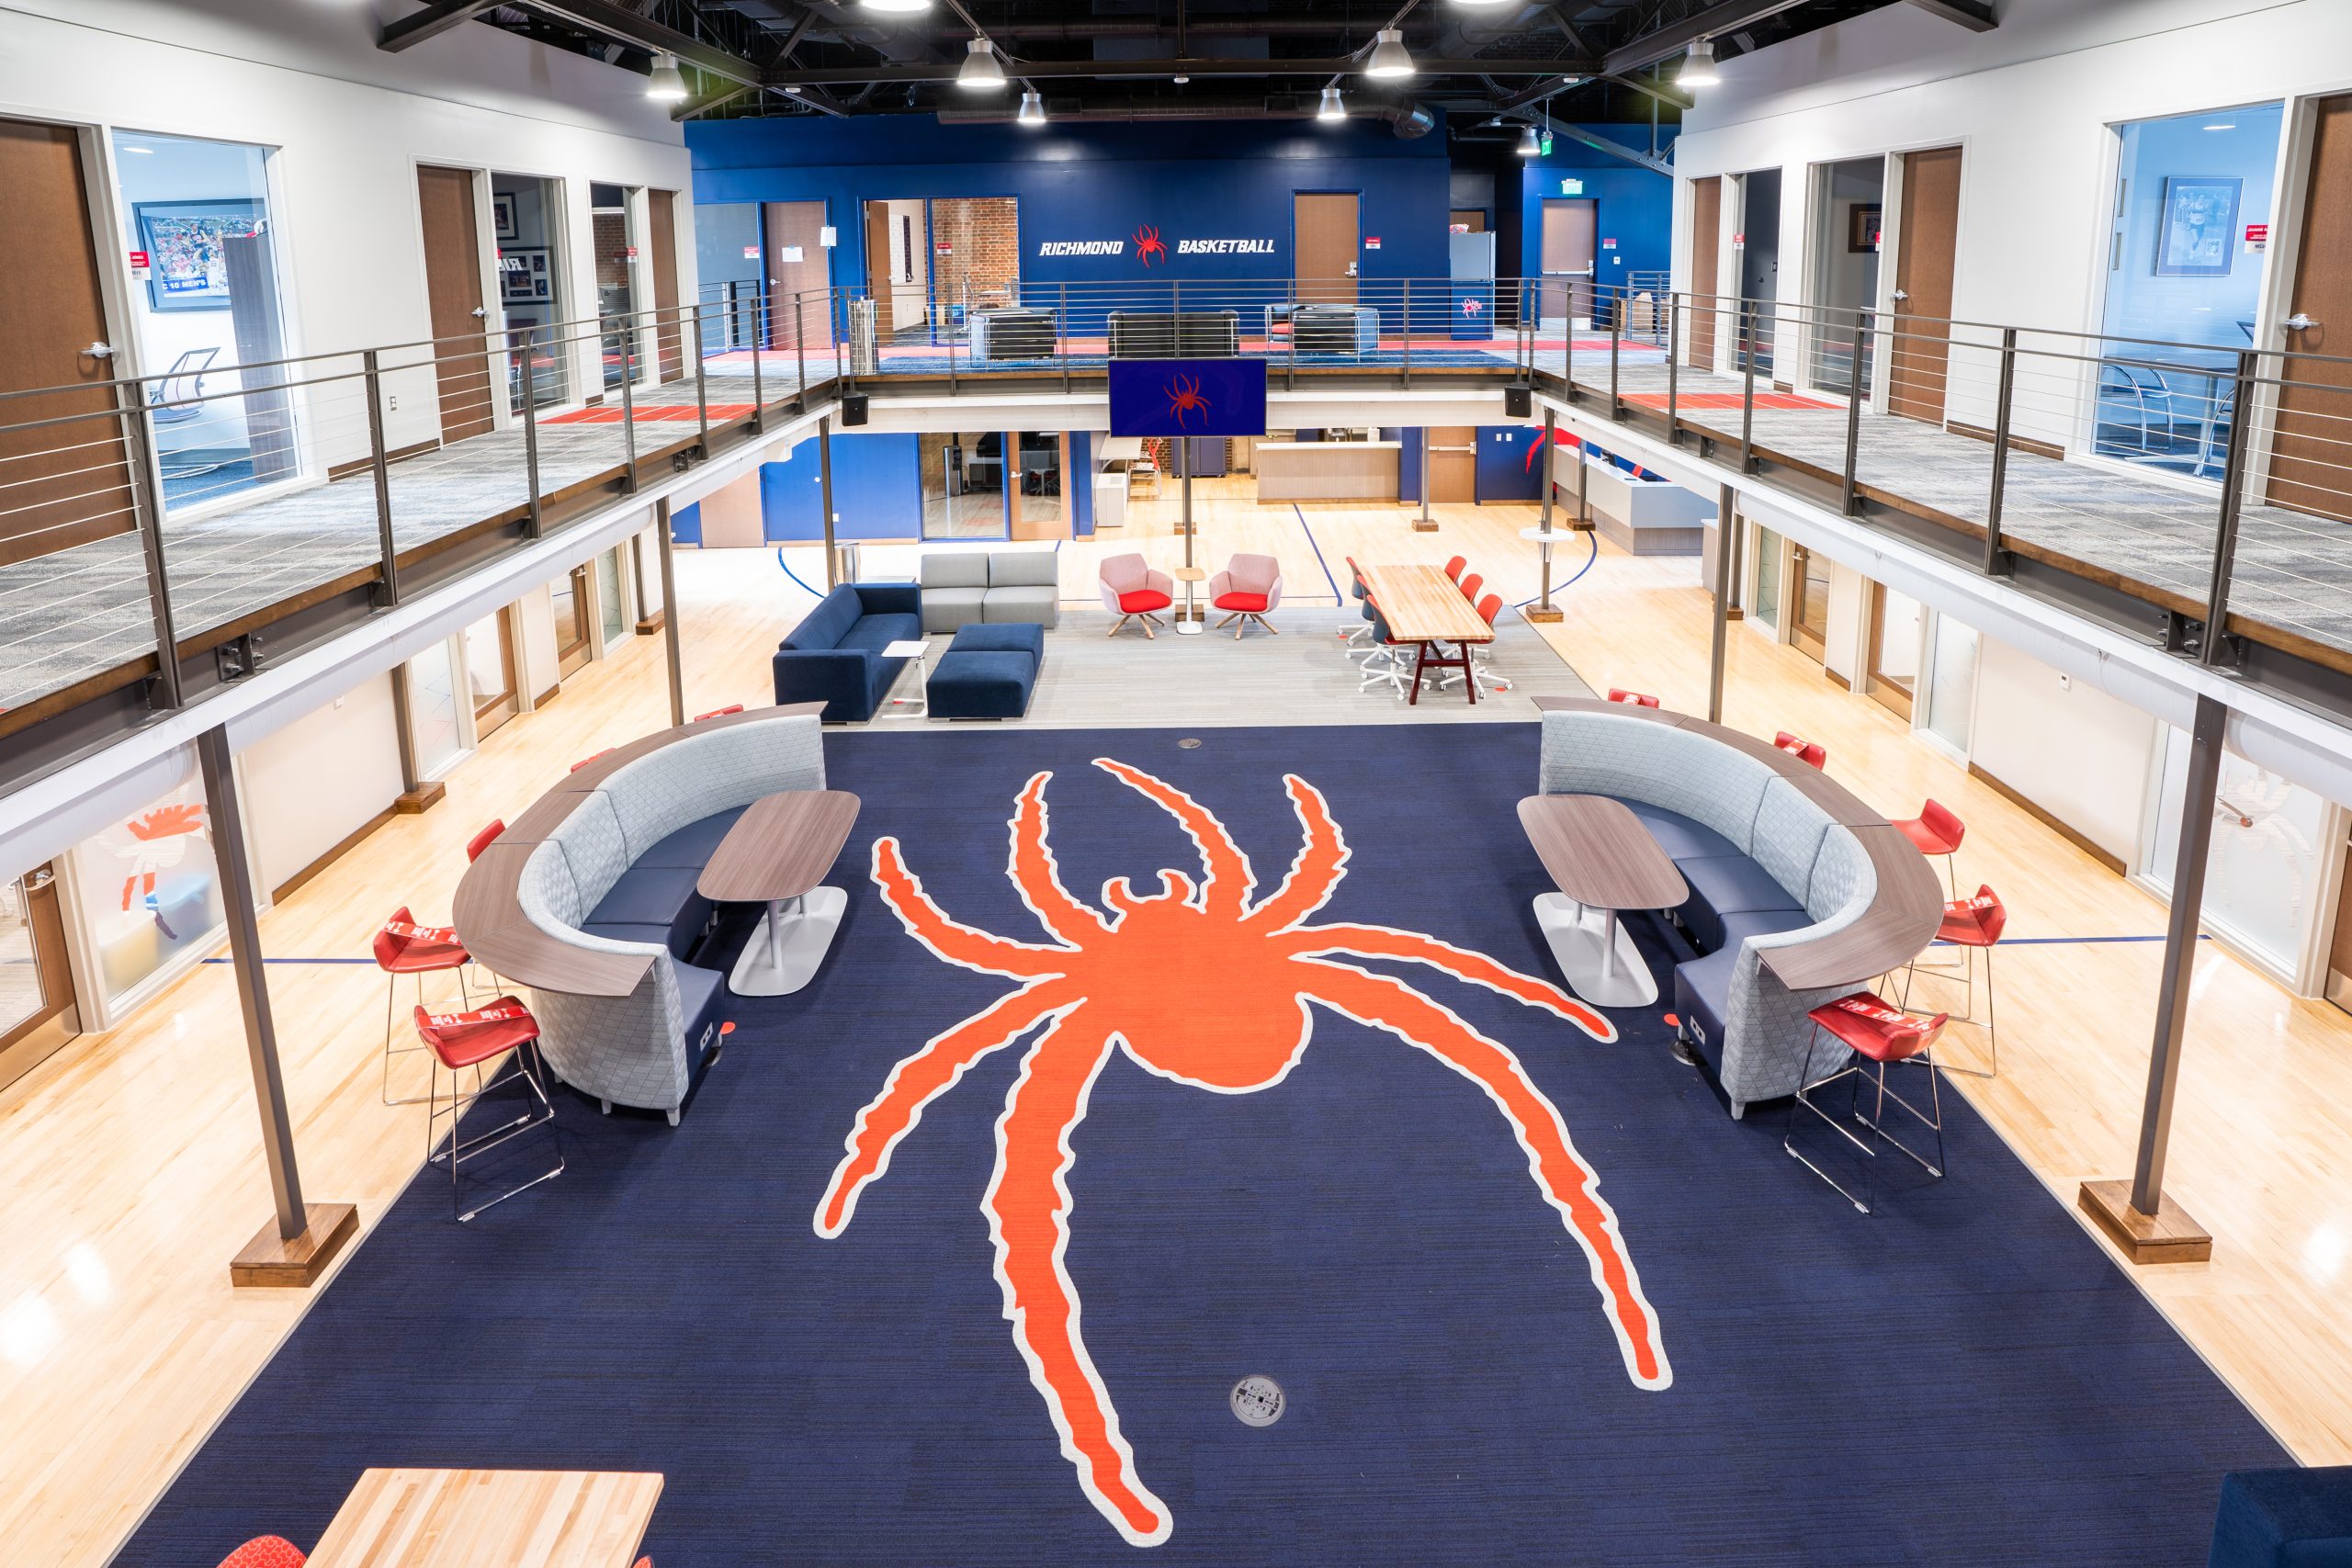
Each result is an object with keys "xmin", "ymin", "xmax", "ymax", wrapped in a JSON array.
[
  {"xmin": 1676, "ymin": 852, "xmax": 1804, "ymax": 952},
  {"xmin": 930, "ymin": 650, "xmax": 1038, "ymax": 718},
  {"xmin": 784, "ymin": 586, "xmax": 861, "ymax": 651},
  {"xmin": 590, "ymin": 865, "xmax": 711, "ymax": 953},
  {"xmin": 2209, "ymin": 1466, "xmax": 2352, "ymax": 1568},
  {"xmin": 1671, "ymin": 908, "xmax": 1816, "ymax": 1079},
  {"xmin": 841, "ymin": 612, "xmax": 923, "ymax": 655},
  {"xmin": 1630, "ymin": 803, "xmax": 1740, "ymax": 862},
  {"xmin": 638, "ymin": 807, "xmax": 749, "ymax": 870},
  {"xmin": 673, "ymin": 963, "xmax": 728, "ymax": 1057},
  {"xmin": 949, "ymin": 621, "xmax": 1046, "ymax": 659}
]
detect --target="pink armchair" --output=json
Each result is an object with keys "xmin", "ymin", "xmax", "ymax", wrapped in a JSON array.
[
  {"xmin": 1209, "ymin": 553, "xmax": 1283, "ymax": 638},
  {"xmin": 1098, "ymin": 552, "xmax": 1174, "ymax": 638}
]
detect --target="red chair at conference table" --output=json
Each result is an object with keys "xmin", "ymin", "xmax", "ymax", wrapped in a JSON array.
[
  {"xmin": 1774, "ymin": 730, "xmax": 1826, "ymax": 769},
  {"xmin": 1607, "ymin": 688, "xmax": 1660, "ymax": 707}
]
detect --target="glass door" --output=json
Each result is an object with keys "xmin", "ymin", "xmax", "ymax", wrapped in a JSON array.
[
  {"xmin": 1919, "ymin": 611, "xmax": 1978, "ymax": 754},
  {"xmin": 73, "ymin": 784, "xmax": 225, "ymax": 1008},
  {"xmin": 465, "ymin": 608, "xmax": 518, "ymax": 737},
  {"xmin": 0, "ymin": 865, "xmax": 74, "ymax": 1069},
  {"xmin": 1866, "ymin": 581, "xmax": 1924, "ymax": 719},
  {"xmin": 592, "ymin": 182, "xmax": 639, "ymax": 393},
  {"xmin": 1016, "ymin": 432, "xmax": 1062, "ymax": 531},
  {"xmin": 493, "ymin": 172, "xmax": 570, "ymax": 411},
  {"xmin": 553, "ymin": 564, "xmax": 593, "ymax": 676},
  {"xmin": 406, "ymin": 639, "xmax": 465, "ymax": 775},
  {"xmin": 1807, "ymin": 157, "xmax": 1885, "ymax": 398},
  {"xmin": 596, "ymin": 547, "xmax": 628, "ymax": 646},
  {"xmin": 1752, "ymin": 525, "xmax": 1782, "ymax": 630},
  {"xmin": 2143, "ymin": 730, "xmax": 2327, "ymax": 976},
  {"xmin": 1790, "ymin": 544, "xmax": 1831, "ymax": 660},
  {"xmin": 921, "ymin": 431, "xmax": 1009, "ymax": 538}
]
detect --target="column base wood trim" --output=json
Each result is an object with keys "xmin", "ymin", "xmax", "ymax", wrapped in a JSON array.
[
  {"xmin": 393, "ymin": 781, "xmax": 446, "ymax": 815},
  {"xmin": 635, "ymin": 608, "xmax": 666, "ymax": 635},
  {"xmin": 1411, "ymin": 519, "xmax": 1441, "ymax": 533},
  {"xmin": 1523, "ymin": 605, "xmax": 1565, "ymax": 624},
  {"xmin": 1724, "ymin": 607, "xmax": 1745, "ymax": 622},
  {"xmin": 1967, "ymin": 761, "xmax": 2128, "ymax": 874},
  {"xmin": 232, "ymin": 1201, "xmax": 360, "ymax": 1287},
  {"xmin": 2078, "ymin": 1180, "xmax": 2212, "ymax": 1264}
]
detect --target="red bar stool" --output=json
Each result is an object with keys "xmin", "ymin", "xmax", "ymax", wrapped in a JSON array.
[
  {"xmin": 1784, "ymin": 992, "xmax": 1949, "ymax": 1213},
  {"xmin": 1774, "ymin": 730, "xmax": 1826, "ymax": 769},
  {"xmin": 1903, "ymin": 886, "xmax": 2006, "ymax": 1079},
  {"xmin": 1607, "ymin": 688, "xmax": 1660, "ymax": 707},
  {"xmin": 465, "ymin": 818, "xmax": 505, "ymax": 863},
  {"xmin": 1442, "ymin": 555, "xmax": 1466, "ymax": 582},
  {"xmin": 571, "ymin": 748, "xmax": 616, "ymax": 773},
  {"xmin": 414, "ymin": 997, "xmax": 564, "ymax": 1223},
  {"xmin": 1894, "ymin": 799, "xmax": 1965, "ymax": 897},
  {"xmin": 694, "ymin": 704, "xmax": 745, "ymax": 721},
  {"xmin": 374, "ymin": 908, "xmax": 471, "ymax": 1107}
]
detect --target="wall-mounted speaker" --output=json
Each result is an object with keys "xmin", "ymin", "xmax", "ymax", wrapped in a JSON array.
[
  {"xmin": 840, "ymin": 393, "xmax": 870, "ymax": 427},
  {"xmin": 1504, "ymin": 385, "xmax": 1532, "ymax": 419}
]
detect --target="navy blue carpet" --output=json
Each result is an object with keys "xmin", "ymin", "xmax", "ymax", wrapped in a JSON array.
[{"xmin": 119, "ymin": 723, "xmax": 2282, "ymax": 1566}]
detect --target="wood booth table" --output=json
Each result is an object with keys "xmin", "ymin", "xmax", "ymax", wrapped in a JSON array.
[
  {"xmin": 1358, "ymin": 562, "xmax": 1496, "ymax": 705},
  {"xmin": 307, "ymin": 1468, "xmax": 662, "ymax": 1568},
  {"xmin": 699, "ymin": 788, "xmax": 862, "ymax": 996},
  {"xmin": 1517, "ymin": 794, "xmax": 1689, "ymax": 1007},
  {"xmin": 1253, "ymin": 440, "xmax": 1401, "ymax": 502}
]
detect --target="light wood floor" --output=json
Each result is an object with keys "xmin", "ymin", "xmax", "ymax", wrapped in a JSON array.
[{"xmin": 4, "ymin": 484, "xmax": 2348, "ymax": 1565}]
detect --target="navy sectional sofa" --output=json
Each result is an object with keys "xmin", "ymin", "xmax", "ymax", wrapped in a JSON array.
[
  {"xmin": 772, "ymin": 582, "xmax": 923, "ymax": 722},
  {"xmin": 928, "ymin": 621, "xmax": 1044, "ymax": 719}
]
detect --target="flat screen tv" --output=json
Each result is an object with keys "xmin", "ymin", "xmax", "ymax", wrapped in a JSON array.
[{"xmin": 1106, "ymin": 357, "xmax": 1268, "ymax": 438}]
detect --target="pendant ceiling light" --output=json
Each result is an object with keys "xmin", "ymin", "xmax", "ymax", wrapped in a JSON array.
[
  {"xmin": 1317, "ymin": 86, "xmax": 1346, "ymax": 121},
  {"xmin": 645, "ymin": 54, "xmax": 687, "ymax": 102},
  {"xmin": 860, "ymin": 0, "xmax": 932, "ymax": 13},
  {"xmin": 1679, "ymin": 37, "xmax": 1720, "ymax": 88},
  {"xmin": 1364, "ymin": 28, "xmax": 1417, "ymax": 79},
  {"xmin": 957, "ymin": 37, "xmax": 1007, "ymax": 90},
  {"xmin": 1515, "ymin": 124, "xmax": 1541, "ymax": 157},
  {"xmin": 1017, "ymin": 89, "xmax": 1046, "ymax": 126}
]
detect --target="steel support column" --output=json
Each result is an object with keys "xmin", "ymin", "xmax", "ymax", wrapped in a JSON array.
[
  {"xmin": 818, "ymin": 414, "xmax": 838, "ymax": 590},
  {"xmin": 1707, "ymin": 484, "xmax": 1736, "ymax": 724},
  {"xmin": 656, "ymin": 498, "xmax": 686, "ymax": 728}
]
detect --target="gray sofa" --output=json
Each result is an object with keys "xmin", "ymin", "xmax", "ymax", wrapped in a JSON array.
[
  {"xmin": 1537, "ymin": 705, "xmax": 1884, "ymax": 1116},
  {"xmin": 514, "ymin": 711, "xmax": 826, "ymax": 1121},
  {"xmin": 919, "ymin": 550, "xmax": 1061, "ymax": 632}
]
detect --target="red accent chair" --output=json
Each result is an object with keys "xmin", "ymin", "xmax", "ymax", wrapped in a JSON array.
[
  {"xmin": 1456, "ymin": 572, "xmax": 1485, "ymax": 604},
  {"xmin": 1439, "ymin": 593, "xmax": 1511, "ymax": 696},
  {"xmin": 218, "ymin": 1539, "xmax": 305, "ymax": 1568},
  {"xmin": 1903, "ymin": 886, "xmax": 2006, "ymax": 1079},
  {"xmin": 1607, "ymin": 689, "xmax": 1660, "ymax": 707},
  {"xmin": 571, "ymin": 748, "xmax": 616, "ymax": 773},
  {"xmin": 1208, "ymin": 552, "xmax": 1284, "ymax": 638},
  {"xmin": 374, "ymin": 906, "xmax": 471, "ymax": 1108},
  {"xmin": 1097, "ymin": 552, "xmax": 1174, "ymax": 639},
  {"xmin": 1894, "ymin": 799, "xmax": 1965, "ymax": 896},
  {"xmin": 1442, "ymin": 555, "xmax": 1466, "ymax": 582},
  {"xmin": 1773, "ymin": 730, "xmax": 1827, "ymax": 769},
  {"xmin": 465, "ymin": 818, "xmax": 506, "ymax": 863},
  {"xmin": 693, "ymin": 704, "xmax": 745, "ymax": 722},
  {"xmin": 1784, "ymin": 992, "xmax": 1950, "ymax": 1213},
  {"xmin": 414, "ymin": 997, "xmax": 564, "ymax": 1223}
]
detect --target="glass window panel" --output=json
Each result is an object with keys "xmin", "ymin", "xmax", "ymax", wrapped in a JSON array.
[
  {"xmin": 597, "ymin": 548, "xmax": 627, "ymax": 644},
  {"xmin": 1752, "ymin": 526, "xmax": 1781, "ymax": 628},
  {"xmin": 0, "ymin": 876, "xmax": 43, "ymax": 1039},
  {"xmin": 1017, "ymin": 433, "xmax": 1061, "ymax": 526},
  {"xmin": 408, "ymin": 641, "xmax": 463, "ymax": 776},
  {"xmin": 1871, "ymin": 584, "xmax": 1924, "ymax": 697},
  {"xmin": 2146, "ymin": 731, "xmax": 2326, "ymax": 971},
  {"xmin": 465, "ymin": 611, "xmax": 516, "ymax": 734},
  {"xmin": 494, "ymin": 173, "xmax": 570, "ymax": 411},
  {"xmin": 74, "ymin": 784, "xmax": 225, "ymax": 1005},
  {"xmin": 1922, "ymin": 612, "xmax": 1977, "ymax": 752}
]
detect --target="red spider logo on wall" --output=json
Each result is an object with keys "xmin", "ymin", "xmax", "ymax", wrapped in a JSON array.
[
  {"xmin": 815, "ymin": 761, "xmax": 1672, "ymax": 1547},
  {"xmin": 1524, "ymin": 423, "xmax": 1581, "ymax": 473},
  {"xmin": 1164, "ymin": 375, "xmax": 1212, "ymax": 429},
  {"xmin": 1133, "ymin": 224, "xmax": 1168, "ymax": 267},
  {"xmin": 1461, "ymin": 296, "xmax": 1484, "ymax": 317}
]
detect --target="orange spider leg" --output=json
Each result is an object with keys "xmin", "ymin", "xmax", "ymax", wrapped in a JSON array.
[
  {"xmin": 1092, "ymin": 760, "xmax": 1255, "ymax": 914},
  {"xmin": 986, "ymin": 1009, "xmax": 1173, "ymax": 1547},
  {"xmin": 1281, "ymin": 922, "xmax": 1617, "ymax": 1042},
  {"xmin": 815, "ymin": 983, "xmax": 1080, "ymax": 1236},
  {"xmin": 1009, "ymin": 773, "xmax": 1109, "ymax": 944},
  {"xmin": 874, "ymin": 837, "xmax": 1072, "ymax": 979},
  {"xmin": 1245, "ymin": 774, "xmax": 1351, "ymax": 931},
  {"xmin": 1299, "ymin": 961, "xmax": 1671, "ymax": 1393},
  {"xmin": 1102, "ymin": 869, "xmax": 1195, "ymax": 919}
]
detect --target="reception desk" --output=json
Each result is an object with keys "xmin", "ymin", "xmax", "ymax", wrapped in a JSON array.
[{"xmin": 1254, "ymin": 441, "xmax": 1401, "ymax": 503}]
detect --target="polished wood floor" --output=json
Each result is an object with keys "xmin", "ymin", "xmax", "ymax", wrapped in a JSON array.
[{"xmin": 4, "ymin": 484, "xmax": 2347, "ymax": 1564}]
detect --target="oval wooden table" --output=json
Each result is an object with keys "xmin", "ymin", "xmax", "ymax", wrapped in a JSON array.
[
  {"xmin": 1517, "ymin": 793, "xmax": 1689, "ymax": 1007},
  {"xmin": 698, "ymin": 789, "xmax": 862, "ymax": 997}
]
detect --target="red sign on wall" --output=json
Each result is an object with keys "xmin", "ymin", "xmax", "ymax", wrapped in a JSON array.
[{"xmin": 2245, "ymin": 222, "xmax": 2269, "ymax": 242}]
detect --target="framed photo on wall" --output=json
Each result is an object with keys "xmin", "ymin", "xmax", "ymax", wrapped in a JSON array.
[
  {"xmin": 2155, "ymin": 176, "xmax": 2240, "ymax": 276},
  {"xmin": 1847, "ymin": 202, "xmax": 1883, "ymax": 253},
  {"xmin": 133, "ymin": 198, "xmax": 262, "ymax": 312},
  {"xmin": 498, "ymin": 246, "xmax": 552, "ymax": 305},
  {"xmin": 492, "ymin": 192, "xmax": 519, "ymax": 243}
]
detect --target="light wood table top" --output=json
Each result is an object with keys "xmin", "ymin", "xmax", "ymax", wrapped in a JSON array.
[
  {"xmin": 1171, "ymin": 565, "xmax": 1206, "ymax": 582},
  {"xmin": 1358, "ymin": 563, "xmax": 1494, "ymax": 644},
  {"xmin": 307, "ymin": 1468, "xmax": 662, "ymax": 1568},
  {"xmin": 1518, "ymin": 794, "xmax": 1688, "ymax": 911},
  {"xmin": 698, "ymin": 788, "xmax": 861, "ymax": 904}
]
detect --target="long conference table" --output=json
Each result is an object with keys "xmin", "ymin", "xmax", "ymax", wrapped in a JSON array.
[
  {"xmin": 306, "ymin": 1469, "xmax": 662, "ymax": 1567},
  {"xmin": 1358, "ymin": 562, "xmax": 1496, "ymax": 705}
]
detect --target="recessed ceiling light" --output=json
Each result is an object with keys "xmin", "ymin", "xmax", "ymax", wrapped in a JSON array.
[{"xmin": 1364, "ymin": 28, "xmax": 1416, "ymax": 78}]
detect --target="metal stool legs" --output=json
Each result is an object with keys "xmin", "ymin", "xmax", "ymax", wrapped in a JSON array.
[
  {"xmin": 383, "ymin": 966, "xmax": 469, "ymax": 1107},
  {"xmin": 1783, "ymin": 1025, "xmax": 1947, "ymax": 1214},
  {"xmin": 1900, "ymin": 943, "xmax": 1997, "ymax": 1079},
  {"xmin": 425, "ymin": 1041, "xmax": 564, "ymax": 1223}
]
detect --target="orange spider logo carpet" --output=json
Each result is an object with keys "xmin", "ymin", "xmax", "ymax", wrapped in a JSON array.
[{"xmin": 814, "ymin": 761, "xmax": 1673, "ymax": 1546}]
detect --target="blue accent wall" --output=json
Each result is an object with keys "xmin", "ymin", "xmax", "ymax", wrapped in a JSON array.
[
  {"xmin": 1475, "ymin": 425, "xmax": 1545, "ymax": 503},
  {"xmin": 760, "ymin": 432, "xmax": 923, "ymax": 541},
  {"xmin": 1513, "ymin": 126, "xmax": 1679, "ymax": 298}
]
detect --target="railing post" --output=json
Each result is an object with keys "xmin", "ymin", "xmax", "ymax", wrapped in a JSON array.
[
  {"xmin": 1840, "ymin": 308, "xmax": 1870, "ymax": 516},
  {"xmin": 691, "ymin": 304, "xmax": 710, "ymax": 459},
  {"xmin": 819, "ymin": 413, "xmax": 838, "ymax": 589},
  {"xmin": 362, "ymin": 349, "xmax": 400, "ymax": 605},
  {"xmin": 1610, "ymin": 295, "xmax": 1623, "ymax": 418},
  {"xmin": 750, "ymin": 296, "xmax": 765, "ymax": 431},
  {"xmin": 1983, "ymin": 325, "xmax": 2018, "ymax": 575},
  {"xmin": 517, "ymin": 339, "xmax": 544, "ymax": 538},
  {"xmin": 1059, "ymin": 281, "xmax": 1071, "ymax": 395},
  {"xmin": 655, "ymin": 497, "xmax": 685, "ymax": 728},
  {"xmin": 1564, "ymin": 282, "xmax": 1576, "ymax": 395},
  {"xmin": 795, "ymin": 290, "xmax": 808, "ymax": 399},
  {"xmin": 1666, "ymin": 294, "xmax": 1682, "ymax": 446},
  {"xmin": 616, "ymin": 316, "xmax": 639, "ymax": 495},
  {"xmin": 1401, "ymin": 279, "xmax": 1413, "ymax": 389},
  {"xmin": 947, "ymin": 289, "xmax": 960, "ymax": 395},
  {"xmin": 116, "ymin": 377, "xmax": 184, "ymax": 710},
  {"xmin": 1738, "ymin": 299, "xmax": 1758, "ymax": 474},
  {"xmin": 1708, "ymin": 482, "xmax": 1736, "ymax": 724},
  {"xmin": 2199, "ymin": 347, "xmax": 2260, "ymax": 668}
]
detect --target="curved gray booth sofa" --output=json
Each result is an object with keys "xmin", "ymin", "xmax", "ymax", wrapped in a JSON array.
[
  {"xmin": 1535, "ymin": 698, "xmax": 1942, "ymax": 1117},
  {"xmin": 456, "ymin": 707, "xmax": 826, "ymax": 1123}
]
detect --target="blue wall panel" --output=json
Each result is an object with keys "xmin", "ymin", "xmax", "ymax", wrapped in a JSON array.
[
  {"xmin": 1475, "ymin": 425, "xmax": 1545, "ymax": 503},
  {"xmin": 1515, "ymin": 128, "xmax": 1679, "ymax": 299},
  {"xmin": 760, "ymin": 433, "xmax": 923, "ymax": 541}
]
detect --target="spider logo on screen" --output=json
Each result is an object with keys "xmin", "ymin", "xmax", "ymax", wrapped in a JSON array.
[{"xmin": 1165, "ymin": 375, "xmax": 1212, "ymax": 429}]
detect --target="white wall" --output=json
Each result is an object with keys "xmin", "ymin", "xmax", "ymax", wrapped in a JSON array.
[
  {"xmin": 2, "ymin": 0, "xmax": 696, "ymax": 461},
  {"xmin": 1969, "ymin": 634, "xmax": 2160, "ymax": 865},
  {"xmin": 243, "ymin": 671, "xmax": 404, "ymax": 896},
  {"xmin": 515, "ymin": 583, "xmax": 560, "ymax": 705},
  {"xmin": 1672, "ymin": 0, "xmax": 2348, "ymax": 444}
]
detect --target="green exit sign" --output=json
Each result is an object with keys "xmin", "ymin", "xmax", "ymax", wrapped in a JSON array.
[
  {"xmin": 1541, "ymin": 132, "xmax": 1555, "ymax": 156},
  {"xmin": 1559, "ymin": 175, "xmax": 1582, "ymax": 195}
]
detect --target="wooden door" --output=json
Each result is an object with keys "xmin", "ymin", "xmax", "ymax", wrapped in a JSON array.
[
  {"xmin": 1689, "ymin": 175, "xmax": 1722, "ymax": 369},
  {"xmin": 465, "ymin": 607, "xmax": 518, "ymax": 737},
  {"xmin": 863, "ymin": 200, "xmax": 893, "ymax": 321},
  {"xmin": 0, "ymin": 118, "xmax": 136, "ymax": 567},
  {"xmin": 2267, "ymin": 95, "xmax": 2352, "ymax": 522},
  {"xmin": 1889, "ymin": 145, "xmax": 1962, "ymax": 424},
  {"xmin": 2329, "ymin": 828, "xmax": 2352, "ymax": 1013},
  {"xmin": 1540, "ymin": 197, "xmax": 1598, "ymax": 326},
  {"xmin": 648, "ymin": 189, "xmax": 684, "ymax": 384},
  {"xmin": 0, "ymin": 864, "xmax": 76, "ymax": 1089},
  {"xmin": 1791, "ymin": 543, "xmax": 1831, "ymax": 660},
  {"xmin": 1427, "ymin": 425, "xmax": 1476, "ymax": 503},
  {"xmin": 1449, "ymin": 209, "xmax": 1487, "ymax": 232},
  {"xmin": 552, "ymin": 563, "xmax": 593, "ymax": 675},
  {"xmin": 1294, "ymin": 192, "xmax": 1360, "ymax": 306},
  {"xmin": 763, "ymin": 200, "xmax": 832, "ymax": 354},
  {"xmin": 416, "ymin": 165, "xmax": 494, "ymax": 443}
]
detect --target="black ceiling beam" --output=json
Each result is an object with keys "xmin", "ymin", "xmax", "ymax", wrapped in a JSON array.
[
  {"xmin": 1600, "ymin": 0, "xmax": 1815, "ymax": 75},
  {"xmin": 379, "ymin": 0, "xmax": 507, "ymax": 52},
  {"xmin": 1904, "ymin": 0, "xmax": 1997, "ymax": 29},
  {"xmin": 763, "ymin": 55, "xmax": 1599, "ymax": 87},
  {"xmin": 518, "ymin": 0, "xmax": 768, "ymax": 85}
]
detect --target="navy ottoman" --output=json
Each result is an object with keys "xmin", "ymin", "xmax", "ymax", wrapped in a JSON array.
[
  {"xmin": 928, "ymin": 622, "xmax": 1044, "ymax": 719},
  {"xmin": 2211, "ymin": 1469, "xmax": 2352, "ymax": 1568}
]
